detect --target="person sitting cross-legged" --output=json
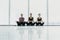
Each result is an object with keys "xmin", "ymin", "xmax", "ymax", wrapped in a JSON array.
[
  {"xmin": 27, "ymin": 13, "xmax": 35, "ymax": 26},
  {"xmin": 36, "ymin": 13, "xmax": 44, "ymax": 26},
  {"xmin": 16, "ymin": 13, "xmax": 25, "ymax": 26}
]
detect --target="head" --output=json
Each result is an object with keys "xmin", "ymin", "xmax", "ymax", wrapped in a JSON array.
[
  {"xmin": 30, "ymin": 13, "xmax": 32, "ymax": 17},
  {"xmin": 21, "ymin": 13, "xmax": 23, "ymax": 17},
  {"xmin": 38, "ymin": 13, "xmax": 41, "ymax": 17}
]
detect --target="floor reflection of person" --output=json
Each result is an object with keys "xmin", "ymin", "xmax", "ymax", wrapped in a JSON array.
[
  {"xmin": 36, "ymin": 13, "xmax": 44, "ymax": 26},
  {"xmin": 16, "ymin": 13, "xmax": 25, "ymax": 26},
  {"xmin": 27, "ymin": 13, "xmax": 34, "ymax": 26}
]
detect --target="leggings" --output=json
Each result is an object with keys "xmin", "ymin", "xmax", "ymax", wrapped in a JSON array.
[
  {"xmin": 35, "ymin": 22, "xmax": 44, "ymax": 26},
  {"xmin": 17, "ymin": 21, "xmax": 25, "ymax": 26},
  {"xmin": 27, "ymin": 22, "xmax": 35, "ymax": 26}
]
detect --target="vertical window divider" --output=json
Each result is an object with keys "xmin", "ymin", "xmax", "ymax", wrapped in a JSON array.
[
  {"xmin": 28, "ymin": 0, "xmax": 29, "ymax": 17},
  {"xmin": 9, "ymin": 0, "xmax": 10, "ymax": 25},
  {"xmin": 47, "ymin": 0, "xmax": 49, "ymax": 40},
  {"xmin": 47, "ymin": 0, "xmax": 49, "ymax": 26}
]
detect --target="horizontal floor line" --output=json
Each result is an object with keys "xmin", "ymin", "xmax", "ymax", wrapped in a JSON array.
[{"xmin": 0, "ymin": 25, "xmax": 60, "ymax": 26}]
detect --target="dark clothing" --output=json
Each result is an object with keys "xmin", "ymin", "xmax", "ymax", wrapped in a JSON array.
[
  {"xmin": 19, "ymin": 17, "xmax": 24, "ymax": 22},
  {"xmin": 17, "ymin": 21, "xmax": 25, "ymax": 26},
  {"xmin": 35, "ymin": 17, "xmax": 44, "ymax": 26},
  {"xmin": 27, "ymin": 17, "xmax": 34, "ymax": 26},
  {"xmin": 27, "ymin": 22, "xmax": 35, "ymax": 26},
  {"xmin": 37, "ymin": 17, "xmax": 42, "ymax": 21},
  {"xmin": 28, "ymin": 17, "xmax": 33, "ymax": 22},
  {"xmin": 16, "ymin": 17, "xmax": 25, "ymax": 26},
  {"xmin": 35, "ymin": 22, "xmax": 44, "ymax": 26}
]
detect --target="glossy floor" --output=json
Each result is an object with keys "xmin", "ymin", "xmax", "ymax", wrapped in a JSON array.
[{"xmin": 0, "ymin": 26, "xmax": 60, "ymax": 40}]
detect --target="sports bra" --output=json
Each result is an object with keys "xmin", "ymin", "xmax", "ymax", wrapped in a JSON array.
[
  {"xmin": 29, "ymin": 17, "xmax": 33, "ymax": 21},
  {"xmin": 37, "ymin": 17, "xmax": 42, "ymax": 21}
]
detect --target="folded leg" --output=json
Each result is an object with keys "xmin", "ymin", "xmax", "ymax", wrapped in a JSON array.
[
  {"xmin": 40, "ymin": 22, "xmax": 44, "ymax": 26},
  {"xmin": 22, "ymin": 22, "xmax": 25, "ymax": 26},
  {"xmin": 16, "ymin": 21, "xmax": 21, "ymax": 26}
]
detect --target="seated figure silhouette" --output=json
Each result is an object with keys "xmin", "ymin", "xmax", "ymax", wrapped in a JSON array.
[
  {"xmin": 27, "ymin": 13, "xmax": 35, "ymax": 26},
  {"xmin": 16, "ymin": 14, "xmax": 25, "ymax": 26},
  {"xmin": 35, "ymin": 13, "xmax": 44, "ymax": 26}
]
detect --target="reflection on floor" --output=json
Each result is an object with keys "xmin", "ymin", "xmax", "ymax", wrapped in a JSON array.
[{"xmin": 0, "ymin": 26, "xmax": 60, "ymax": 40}]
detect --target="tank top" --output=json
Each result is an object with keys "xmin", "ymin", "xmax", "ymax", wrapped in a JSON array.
[
  {"xmin": 29, "ymin": 17, "xmax": 33, "ymax": 21},
  {"xmin": 37, "ymin": 17, "xmax": 42, "ymax": 21}
]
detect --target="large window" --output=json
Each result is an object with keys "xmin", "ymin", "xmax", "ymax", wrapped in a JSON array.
[
  {"xmin": 48, "ymin": 0, "xmax": 60, "ymax": 25},
  {"xmin": 0, "ymin": 0, "xmax": 60, "ymax": 25},
  {"xmin": 0, "ymin": 0, "xmax": 9, "ymax": 25}
]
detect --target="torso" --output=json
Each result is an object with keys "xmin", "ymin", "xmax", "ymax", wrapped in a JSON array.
[
  {"xmin": 37, "ymin": 17, "xmax": 42, "ymax": 21},
  {"xmin": 29, "ymin": 17, "xmax": 33, "ymax": 22},
  {"xmin": 19, "ymin": 17, "xmax": 24, "ymax": 22}
]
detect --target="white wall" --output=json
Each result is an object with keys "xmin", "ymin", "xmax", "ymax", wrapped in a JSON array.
[
  {"xmin": 48, "ymin": 0, "xmax": 60, "ymax": 25},
  {"xmin": 0, "ymin": 0, "xmax": 9, "ymax": 25}
]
